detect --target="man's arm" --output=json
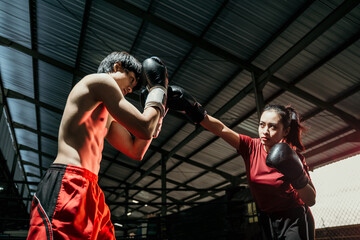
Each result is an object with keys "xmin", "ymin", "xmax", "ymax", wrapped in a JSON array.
[
  {"xmin": 100, "ymin": 56, "xmax": 168, "ymax": 140},
  {"xmin": 88, "ymin": 73, "xmax": 160, "ymax": 140},
  {"xmin": 105, "ymin": 116, "xmax": 153, "ymax": 160},
  {"xmin": 102, "ymin": 56, "xmax": 169, "ymax": 157}
]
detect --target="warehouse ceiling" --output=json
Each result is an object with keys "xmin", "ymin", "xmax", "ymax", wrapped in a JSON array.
[{"xmin": 0, "ymin": 0, "xmax": 359, "ymax": 233}]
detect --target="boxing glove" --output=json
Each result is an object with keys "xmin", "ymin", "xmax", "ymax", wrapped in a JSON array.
[
  {"xmin": 167, "ymin": 85, "xmax": 207, "ymax": 124},
  {"xmin": 266, "ymin": 143, "xmax": 309, "ymax": 189},
  {"xmin": 142, "ymin": 57, "xmax": 168, "ymax": 117},
  {"xmin": 140, "ymin": 87, "xmax": 149, "ymax": 109}
]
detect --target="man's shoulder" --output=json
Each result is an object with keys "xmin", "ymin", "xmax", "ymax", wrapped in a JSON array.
[
  {"xmin": 73, "ymin": 73, "xmax": 115, "ymax": 94},
  {"xmin": 81, "ymin": 73, "xmax": 110, "ymax": 84}
]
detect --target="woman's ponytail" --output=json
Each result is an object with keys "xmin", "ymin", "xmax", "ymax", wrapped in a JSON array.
[
  {"xmin": 262, "ymin": 104, "xmax": 306, "ymax": 152},
  {"xmin": 285, "ymin": 106, "xmax": 305, "ymax": 152}
]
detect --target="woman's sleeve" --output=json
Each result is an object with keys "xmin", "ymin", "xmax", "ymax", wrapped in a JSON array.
[{"xmin": 237, "ymin": 134, "xmax": 253, "ymax": 160}]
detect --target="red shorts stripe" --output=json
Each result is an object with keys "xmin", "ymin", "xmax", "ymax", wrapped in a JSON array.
[{"xmin": 27, "ymin": 164, "xmax": 115, "ymax": 240}]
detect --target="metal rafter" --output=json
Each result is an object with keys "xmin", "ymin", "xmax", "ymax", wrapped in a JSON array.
[
  {"xmin": 0, "ymin": 0, "xmax": 358, "ymax": 221},
  {"xmin": 99, "ymin": 0, "xmax": 158, "ymax": 193},
  {"xmin": 257, "ymin": 0, "xmax": 359, "ymax": 89},
  {"xmin": 123, "ymin": 33, "xmax": 360, "ymax": 215},
  {"xmin": 71, "ymin": 0, "xmax": 93, "ymax": 88},
  {"xmin": 0, "ymin": 36, "xmax": 78, "ymax": 75},
  {"xmin": 0, "ymin": 65, "xmax": 29, "ymax": 218},
  {"xmin": 7, "ymin": 122, "xmax": 235, "ymax": 211},
  {"xmin": 29, "ymin": 0, "xmax": 42, "ymax": 190},
  {"xmin": 308, "ymin": 146, "xmax": 360, "ymax": 169},
  {"xmin": 107, "ymin": 0, "xmax": 232, "ymax": 208},
  {"xmin": 107, "ymin": 0, "xmax": 359, "ymax": 215}
]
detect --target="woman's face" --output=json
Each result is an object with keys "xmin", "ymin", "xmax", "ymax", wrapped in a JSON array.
[{"xmin": 258, "ymin": 110, "xmax": 289, "ymax": 152}]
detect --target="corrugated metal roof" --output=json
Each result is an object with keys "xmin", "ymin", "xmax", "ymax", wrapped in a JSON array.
[
  {"xmin": 36, "ymin": 0, "xmax": 84, "ymax": 65},
  {"xmin": 7, "ymin": 98, "xmax": 36, "ymax": 129},
  {"xmin": 0, "ymin": 0, "xmax": 359, "ymax": 234},
  {"xmin": 0, "ymin": 48, "xmax": 34, "ymax": 98},
  {"xmin": 0, "ymin": 0, "xmax": 31, "ymax": 48},
  {"xmin": 206, "ymin": 0, "xmax": 308, "ymax": 60}
]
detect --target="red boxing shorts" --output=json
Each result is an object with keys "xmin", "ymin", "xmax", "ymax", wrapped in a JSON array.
[{"xmin": 27, "ymin": 164, "xmax": 115, "ymax": 240}]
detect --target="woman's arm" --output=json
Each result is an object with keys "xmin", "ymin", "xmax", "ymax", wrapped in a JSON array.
[
  {"xmin": 200, "ymin": 115, "xmax": 240, "ymax": 149},
  {"xmin": 266, "ymin": 143, "xmax": 316, "ymax": 206},
  {"xmin": 297, "ymin": 180, "xmax": 316, "ymax": 206}
]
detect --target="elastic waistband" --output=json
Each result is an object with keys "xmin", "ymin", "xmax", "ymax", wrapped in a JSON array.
[
  {"xmin": 259, "ymin": 205, "xmax": 308, "ymax": 219},
  {"xmin": 49, "ymin": 163, "xmax": 98, "ymax": 182}
]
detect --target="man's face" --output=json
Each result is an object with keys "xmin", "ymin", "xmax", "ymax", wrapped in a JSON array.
[
  {"xmin": 120, "ymin": 71, "xmax": 137, "ymax": 96},
  {"xmin": 113, "ymin": 63, "xmax": 138, "ymax": 96}
]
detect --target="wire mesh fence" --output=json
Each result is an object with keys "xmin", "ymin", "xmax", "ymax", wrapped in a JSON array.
[
  {"xmin": 123, "ymin": 156, "xmax": 360, "ymax": 239},
  {"xmin": 310, "ymin": 155, "xmax": 360, "ymax": 240}
]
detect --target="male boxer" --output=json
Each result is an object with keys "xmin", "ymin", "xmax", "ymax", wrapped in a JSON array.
[{"xmin": 27, "ymin": 52, "xmax": 168, "ymax": 240}]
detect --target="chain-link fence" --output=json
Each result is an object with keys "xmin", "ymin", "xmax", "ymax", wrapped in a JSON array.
[{"xmin": 310, "ymin": 155, "xmax": 360, "ymax": 240}]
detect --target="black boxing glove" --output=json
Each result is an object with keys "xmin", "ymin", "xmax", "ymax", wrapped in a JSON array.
[
  {"xmin": 140, "ymin": 87, "xmax": 148, "ymax": 110},
  {"xmin": 167, "ymin": 85, "xmax": 207, "ymax": 124},
  {"xmin": 266, "ymin": 143, "xmax": 309, "ymax": 189},
  {"xmin": 142, "ymin": 57, "xmax": 168, "ymax": 117}
]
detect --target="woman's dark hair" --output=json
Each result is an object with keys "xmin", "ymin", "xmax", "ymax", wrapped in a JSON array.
[
  {"xmin": 97, "ymin": 51, "xmax": 144, "ymax": 90},
  {"xmin": 262, "ymin": 104, "xmax": 306, "ymax": 152}
]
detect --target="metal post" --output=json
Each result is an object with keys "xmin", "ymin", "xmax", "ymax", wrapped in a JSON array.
[
  {"xmin": 252, "ymin": 71, "xmax": 265, "ymax": 120},
  {"xmin": 161, "ymin": 155, "xmax": 167, "ymax": 239}
]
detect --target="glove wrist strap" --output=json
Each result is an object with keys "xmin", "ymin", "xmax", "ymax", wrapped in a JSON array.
[{"xmin": 145, "ymin": 86, "xmax": 167, "ymax": 117}]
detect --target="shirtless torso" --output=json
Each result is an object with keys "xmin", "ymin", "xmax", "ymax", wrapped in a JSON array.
[
  {"xmin": 53, "ymin": 73, "xmax": 115, "ymax": 174},
  {"xmin": 53, "ymin": 69, "xmax": 159, "ymax": 175}
]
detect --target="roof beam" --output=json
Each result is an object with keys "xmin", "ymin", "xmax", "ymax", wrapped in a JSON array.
[
  {"xmin": 248, "ymin": 0, "xmax": 315, "ymax": 63},
  {"xmin": 106, "ymin": 0, "xmax": 358, "ymax": 82},
  {"xmin": 128, "ymin": 0, "xmax": 157, "ymax": 54},
  {"xmin": 108, "ymin": 0, "xmax": 359, "ymax": 208},
  {"xmin": 308, "ymin": 146, "xmax": 360, "ymax": 169},
  {"xmin": 305, "ymin": 127, "xmax": 354, "ymax": 150},
  {"xmin": 13, "ymin": 121, "xmax": 57, "ymax": 141},
  {"xmin": 169, "ymin": 0, "xmax": 230, "ymax": 82},
  {"xmin": 120, "ymin": 152, "xmax": 243, "ymax": 214},
  {"xmin": 71, "ymin": 0, "xmax": 92, "ymax": 87},
  {"xmin": 103, "ymin": 0, "xmax": 232, "ymax": 194},
  {"xmin": 29, "ymin": 0, "xmax": 43, "ymax": 181},
  {"xmin": 101, "ymin": 155, "xmax": 217, "ymax": 206},
  {"xmin": 0, "ymin": 35, "xmax": 76, "ymax": 74},
  {"xmin": 257, "ymin": 0, "xmax": 359, "ymax": 89},
  {"xmin": 304, "ymin": 131, "xmax": 360, "ymax": 159},
  {"xmin": 269, "ymin": 77, "xmax": 360, "ymax": 131},
  {"xmin": 0, "ymin": 69, "xmax": 30, "ymax": 203},
  {"xmin": 4, "ymin": 88, "xmax": 63, "ymax": 114},
  {"xmin": 18, "ymin": 144, "xmax": 55, "ymax": 160},
  {"xmin": 11, "ymin": 122, "xmax": 227, "ymax": 205},
  {"xmin": 104, "ymin": 0, "xmax": 255, "ymax": 71},
  {"xmin": 291, "ymin": 30, "xmax": 360, "ymax": 86}
]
